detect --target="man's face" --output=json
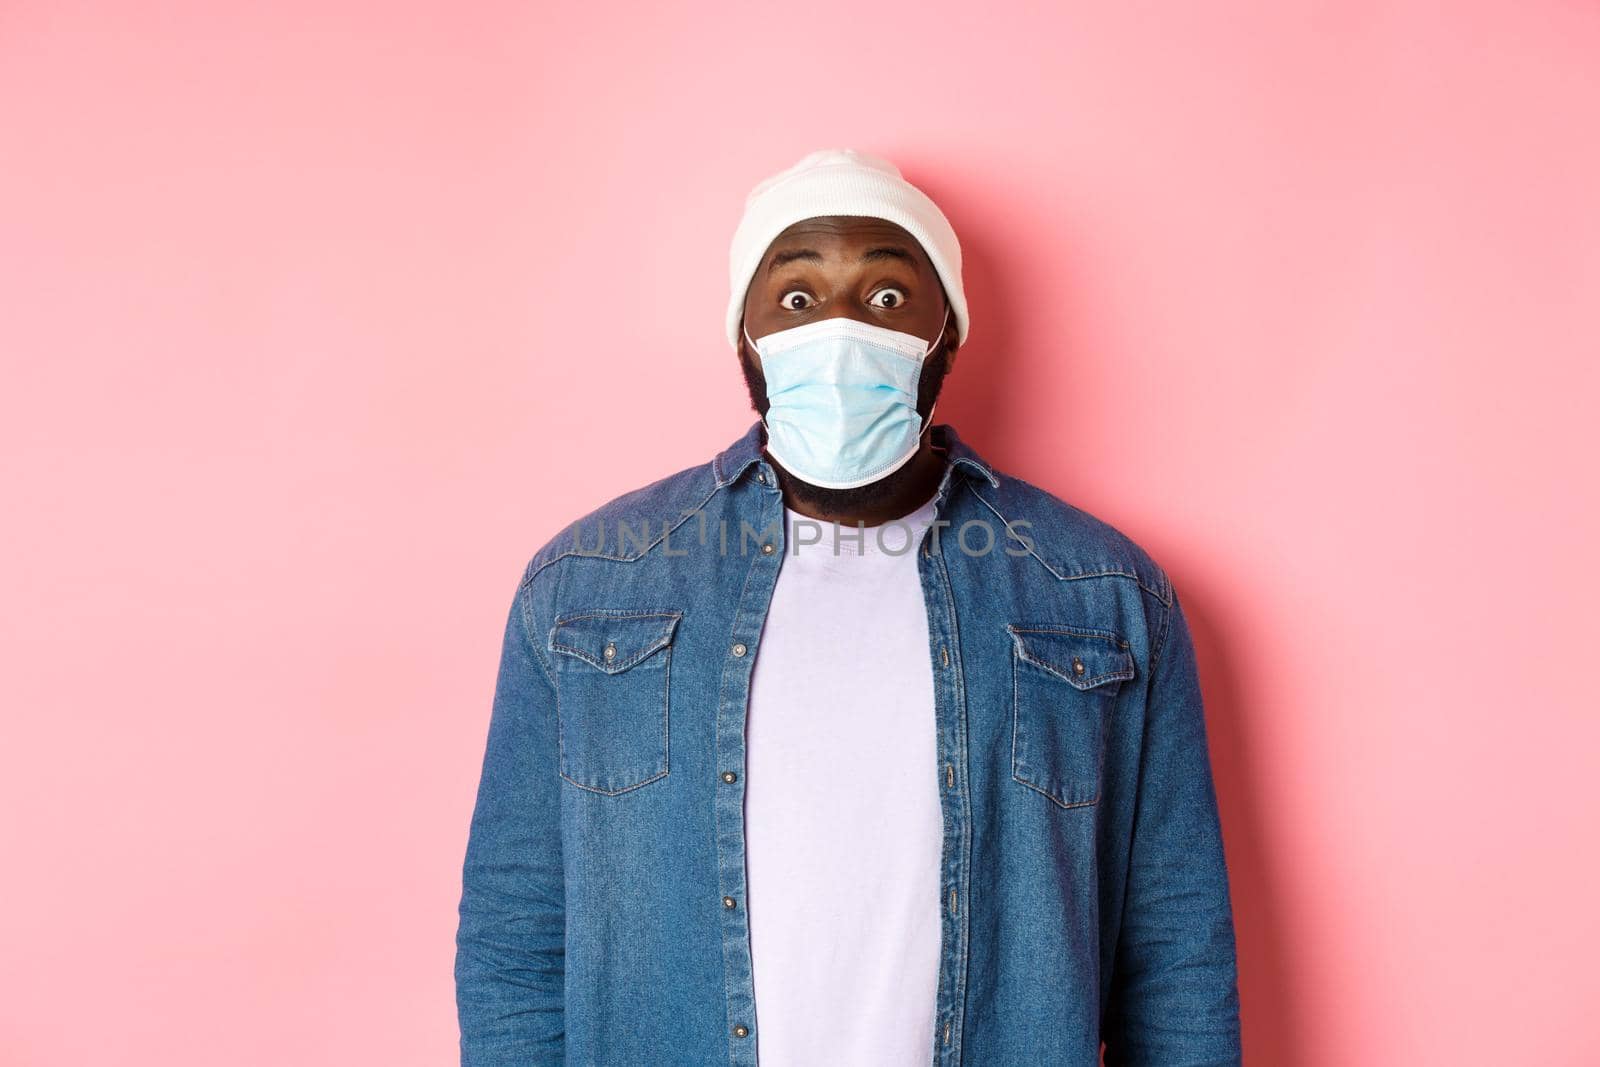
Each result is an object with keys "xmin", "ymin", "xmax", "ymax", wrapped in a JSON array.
[{"xmin": 737, "ymin": 215, "xmax": 960, "ymax": 510}]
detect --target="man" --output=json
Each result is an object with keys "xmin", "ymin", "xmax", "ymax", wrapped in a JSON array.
[{"xmin": 455, "ymin": 148, "xmax": 1242, "ymax": 1066}]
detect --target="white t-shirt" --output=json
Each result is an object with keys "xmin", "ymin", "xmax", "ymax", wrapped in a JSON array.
[{"xmin": 743, "ymin": 494, "xmax": 943, "ymax": 1066}]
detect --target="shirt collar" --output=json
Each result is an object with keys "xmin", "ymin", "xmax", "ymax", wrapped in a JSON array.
[{"xmin": 712, "ymin": 419, "xmax": 999, "ymax": 490}]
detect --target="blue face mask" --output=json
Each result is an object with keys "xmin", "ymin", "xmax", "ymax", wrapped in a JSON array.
[{"xmin": 744, "ymin": 307, "xmax": 948, "ymax": 490}]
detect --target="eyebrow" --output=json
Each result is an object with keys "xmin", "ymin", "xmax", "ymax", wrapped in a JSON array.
[
  {"xmin": 860, "ymin": 245, "xmax": 917, "ymax": 268},
  {"xmin": 767, "ymin": 248, "xmax": 823, "ymax": 273},
  {"xmin": 766, "ymin": 245, "xmax": 919, "ymax": 273}
]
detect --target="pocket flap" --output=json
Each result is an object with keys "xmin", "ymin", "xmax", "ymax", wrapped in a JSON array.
[
  {"xmin": 1007, "ymin": 625, "xmax": 1135, "ymax": 690},
  {"xmin": 550, "ymin": 610, "xmax": 682, "ymax": 673}
]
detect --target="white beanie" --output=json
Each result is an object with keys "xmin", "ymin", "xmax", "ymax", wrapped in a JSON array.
[{"xmin": 725, "ymin": 148, "xmax": 968, "ymax": 350}]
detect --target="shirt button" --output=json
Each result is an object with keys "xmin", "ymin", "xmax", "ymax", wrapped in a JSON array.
[
  {"xmin": 761, "ymin": 542, "xmax": 775, "ymax": 555},
  {"xmin": 603, "ymin": 642, "xmax": 617, "ymax": 662},
  {"xmin": 1072, "ymin": 657, "xmax": 1085, "ymax": 675},
  {"xmin": 733, "ymin": 1024, "xmax": 750, "ymax": 1038},
  {"xmin": 722, "ymin": 895, "xmax": 737, "ymax": 909},
  {"xmin": 721, "ymin": 771, "xmax": 738, "ymax": 783},
  {"xmin": 731, "ymin": 642, "xmax": 747, "ymax": 657}
]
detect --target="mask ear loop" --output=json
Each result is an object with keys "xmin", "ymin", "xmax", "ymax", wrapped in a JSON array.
[
  {"xmin": 925, "ymin": 305, "xmax": 951, "ymax": 358},
  {"xmin": 743, "ymin": 323, "xmax": 781, "ymax": 456},
  {"xmin": 918, "ymin": 304, "xmax": 953, "ymax": 440}
]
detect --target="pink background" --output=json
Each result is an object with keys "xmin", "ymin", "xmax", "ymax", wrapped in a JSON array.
[{"xmin": 3, "ymin": 3, "xmax": 1598, "ymax": 1063}]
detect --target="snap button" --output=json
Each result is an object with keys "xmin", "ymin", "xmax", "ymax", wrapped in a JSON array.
[
  {"xmin": 761, "ymin": 542, "xmax": 775, "ymax": 555},
  {"xmin": 733, "ymin": 1024, "xmax": 750, "ymax": 1038},
  {"xmin": 722, "ymin": 895, "xmax": 737, "ymax": 909},
  {"xmin": 731, "ymin": 642, "xmax": 747, "ymax": 657},
  {"xmin": 756, "ymin": 471, "xmax": 766, "ymax": 484},
  {"xmin": 603, "ymin": 642, "xmax": 617, "ymax": 662},
  {"xmin": 721, "ymin": 770, "xmax": 738, "ymax": 783},
  {"xmin": 1071, "ymin": 656, "xmax": 1085, "ymax": 675}
]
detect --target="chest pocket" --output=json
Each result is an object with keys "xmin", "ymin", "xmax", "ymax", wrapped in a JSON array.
[
  {"xmin": 1008, "ymin": 624, "xmax": 1136, "ymax": 809},
  {"xmin": 548, "ymin": 610, "xmax": 681, "ymax": 796}
]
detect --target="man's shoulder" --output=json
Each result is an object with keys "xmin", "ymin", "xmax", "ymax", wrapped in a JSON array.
[
  {"xmin": 507, "ymin": 441, "xmax": 1176, "ymax": 610},
  {"xmin": 519, "ymin": 457, "xmax": 721, "ymax": 585},
  {"xmin": 976, "ymin": 464, "xmax": 1173, "ymax": 607}
]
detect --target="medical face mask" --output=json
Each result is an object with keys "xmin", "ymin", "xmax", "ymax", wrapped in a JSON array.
[{"xmin": 744, "ymin": 307, "xmax": 948, "ymax": 490}]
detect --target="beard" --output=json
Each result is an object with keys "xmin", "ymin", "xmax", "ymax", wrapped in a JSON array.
[{"xmin": 737, "ymin": 340, "xmax": 953, "ymax": 515}]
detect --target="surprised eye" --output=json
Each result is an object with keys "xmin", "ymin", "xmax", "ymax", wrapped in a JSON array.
[
  {"xmin": 870, "ymin": 288, "xmax": 907, "ymax": 309},
  {"xmin": 779, "ymin": 291, "xmax": 816, "ymax": 311}
]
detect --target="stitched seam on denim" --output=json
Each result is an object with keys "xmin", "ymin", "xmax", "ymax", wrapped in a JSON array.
[
  {"xmin": 927, "ymin": 530, "xmax": 974, "ymax": 1059},
  {"xmin": 1010, "ymin": 621, "xmax": 1113, "ymax": 807},
  {"xmin": 548, "ymin": 611, "xmax": 682, "ymax": 672},
  {"xmin": 549, "ymin": 640, "xmax": 670, "ymax": 673},
  {"xmin": 1011, "ymin": 648, "xmax": 1098, "ymax": 810},
  {"xmin": 663, "ymin": 639, "xmax": 671, "ymax": 787},
  {"xmin": 1149, "ymin": 591, "xmax": 1178, "ymax": 677},
  {"xmin": 547, "ymin": 556, "xmax": 570, "ymax": 778},
  {"xmin": 965, "ymin": 486, "xmax": 1165, "ymax": 602},
  {"xmin": 1008, "ymin": 623, "xmax": 1132, "ymax": 646},
  {"xmin": 526, "ymin": 474, "xmax": 727, "ymax": 579},
  {"xmin": 1015, "ymin": 648, "xmax": 1134, "ymax": 689},
  {"xmin": 560, "ymin": 767, "xmax": 669, "ymax": 797},
  {"xmin": 976, "ymin": 471, "xmax": 1170, "ymax": 605},
  {"xmin": 553, "ymin": 609, "xmax": 683, "ymax": 621},
  {"xmin": 554, "ymin": 641, "xmax": 672, "ymax": 797},
  {"xmin": 514, "ymin": 576, "xmax": 559, "ymax": 692},
  {"xmin": 715, "ymin": 432, "xmax": 770, "ymax": 489},
  {"xmin": 715, "ymin": 452, "xmax": 758, "ymax": 489},
  {"xmin": 928, "ymin": 424, "xmax": 997, "ymax": 488},
  {"xmin": 714, "ymin": 523, "xmax": 768, "ymax": 1066},
  {"xmin": 511, "ymin": 553, "xmax": 562, "ymax": 683},
  {"xmin": 1014, "ymin": 648, "xmax": 1134, "ymax": 688},
  {"xmin": 1007, "ymin": 626, "xmax": 1136, "ymax": 688},
  {"xmin": 952, "ymin": 454, "xmax": 999, "ymax": 488}
]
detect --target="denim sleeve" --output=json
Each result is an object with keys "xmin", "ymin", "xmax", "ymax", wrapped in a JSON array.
[
  {"xmin": 1102, "ymin": 586, "xmax": 1242, "ymax": 1066},
  {"xmin": 454, "ymin": 577, "xmax": 566, "ymax": 1065}
]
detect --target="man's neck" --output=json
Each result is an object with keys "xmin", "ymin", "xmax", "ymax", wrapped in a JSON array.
[{"xmin": 773, "ymin": 438, "xmax": 947, "ymax": 527}]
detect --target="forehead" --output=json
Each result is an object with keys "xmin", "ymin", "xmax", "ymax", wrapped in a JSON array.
[{"xmin": 763, "ymin": 215, "xmax": 929, "ymax": 263}]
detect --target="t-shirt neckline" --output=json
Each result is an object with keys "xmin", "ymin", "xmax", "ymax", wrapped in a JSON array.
[{"xmin": 781, "ymin": 494, "xmax": 939, "ymax": 559}]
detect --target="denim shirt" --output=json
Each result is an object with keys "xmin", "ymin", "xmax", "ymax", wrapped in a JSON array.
[{"xmin": 455, "ymin": 421, "xmax": 1241, "ymax": 1066}]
